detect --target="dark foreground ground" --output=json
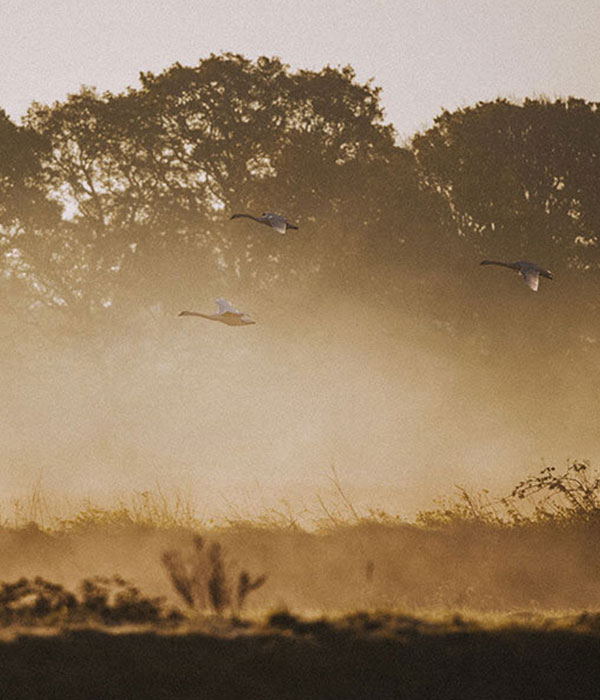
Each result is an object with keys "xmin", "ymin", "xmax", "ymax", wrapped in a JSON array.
[{"xmin": 1, "ymin": 614, "xmax": 600, "ymax": 700}]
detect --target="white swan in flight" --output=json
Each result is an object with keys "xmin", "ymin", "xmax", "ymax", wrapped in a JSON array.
[
  {"xmin": 178, "ymin": 298, "xmax": 256, "ymax": 326},
  {"xmin": 230, "ymin": 212, "xmax": 298, "ymax": 235},
  {"xmin": 480, "ymin": 260, "xmax": 553, "ymax": 291}
]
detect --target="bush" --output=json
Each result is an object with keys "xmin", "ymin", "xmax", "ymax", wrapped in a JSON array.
[
  {"xmin": 162, "ymin": 536, "xmax": 267, "ymax": 616},
  {"xmin": 0, "ymin": 575, "xmax": 182, "ymax": 627}
]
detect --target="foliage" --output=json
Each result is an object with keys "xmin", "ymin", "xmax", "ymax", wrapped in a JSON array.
[
  {"xmin": 20, "ymin": 54, "xmax": 415, "ymax": 311},
  {"xmin": 0, "ymin": 109, "xmax": 59, "ymax": 231},
  {"xmin": 2, "ymin": 56, "xmax": 600, "ymax": 353},
  {"xmin": 162, "ymin": 535, "xmax": 267, "ymax": 615},
  {"xmin": 512, "ymin": 460, "xmax": 600, "ymax": 521},
  {"xmin": 416, "ymin": 461, "xmax": 600, "ymax": 527},
  {"xmin": 0, "ymin": 575, "xmax": 181, "ymax": 626},
  {"xmin": 0, "ymin": 464, "xmax": 600, "ymax": 613},
  {"xmin": 412, "ymin": 98, "xmax": 600, "ymax": 270}
]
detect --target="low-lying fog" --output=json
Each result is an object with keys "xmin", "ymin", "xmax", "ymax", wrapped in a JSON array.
[{"xmin": 3, "ymin": 263, "xmax": 599, "ymax": 522}]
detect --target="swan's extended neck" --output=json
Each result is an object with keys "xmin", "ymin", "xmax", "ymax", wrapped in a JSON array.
[
  {"xmin": 230, "ymin": 213, "xmax": 263, "ymax": 223},
  {"xmin": 480, "ymin": 260, "xmax": 518, "ymax": 270},
  {"xmin": 178, "ymin": 311, "xmax": 213, "ymax": 319}
]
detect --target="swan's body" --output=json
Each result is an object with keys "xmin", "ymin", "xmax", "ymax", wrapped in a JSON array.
[
  {"xmin": 230, "ymin": 212, "xmax": 298, "ymax": 235},
  {"xmin": 480, "ymin": 260, "xmax": 553, "ymax": 291},
  {"xmin": 178, "ymin": 298, "xmax": 256, "ymax": 326}
]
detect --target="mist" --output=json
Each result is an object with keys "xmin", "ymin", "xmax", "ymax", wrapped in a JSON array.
[
  {"xmin": 4, "ymin": 256, "xmax": 599, "ymax": 522},
  {"xmin": 2, "ymin": 57, "xmax": 600, "ymax": 527}
]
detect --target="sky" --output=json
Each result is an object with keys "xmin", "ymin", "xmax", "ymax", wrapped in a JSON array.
[{"xmin": 1, "ymin": 0, "xmax": 600, "ymax": 139}]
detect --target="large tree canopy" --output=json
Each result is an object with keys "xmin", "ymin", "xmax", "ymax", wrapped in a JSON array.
[
  {"xmin": 0, "ymin": 56, "xmax": 598, "ymax": 353},
  {"xmin": 412, "ymin": 98, "xmax": 600, "ymax": 273},
  {"xmin": 23, "ymin": 54, "xmax": 435, "ymax": 312}
]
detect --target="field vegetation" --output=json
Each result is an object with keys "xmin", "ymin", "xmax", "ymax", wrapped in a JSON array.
[
  {"xmin": 0, "ymin": 464, "xmax": 599, "ymax": 697},
  {"xmin": 0, "ymin": 460, "xmax": 598, "ymax": 617}
]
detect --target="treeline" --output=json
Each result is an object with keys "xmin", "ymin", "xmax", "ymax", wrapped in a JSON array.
[{"xmin": 2, "ymin": 53, "xmax": 600, "ymax": 342}]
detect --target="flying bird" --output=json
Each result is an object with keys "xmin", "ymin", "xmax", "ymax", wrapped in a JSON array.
[
  {"xmin": 178, "ymin": 298, "xmax": 256, "ymax": 326},
  {"xmin": 480, "ymin": 259, "xmax": 554, "ymax": 291},
  {"xmin": 230, "ymin": 212, "xmax": 298, "ymax": 235}
]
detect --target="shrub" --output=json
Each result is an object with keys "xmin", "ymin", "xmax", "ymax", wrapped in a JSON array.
[
  {"xmin": 0, "ymin": 575, "xmax": 182, "ymax": 626},
  {"xmin": 162, "ymin": 536, "xmax": 267, "ymax": 616}
]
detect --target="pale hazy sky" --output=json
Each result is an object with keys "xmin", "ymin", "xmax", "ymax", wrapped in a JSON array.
[{"xmin": 1, "ymin": 0, "xmax": 599, "ymax": 138}]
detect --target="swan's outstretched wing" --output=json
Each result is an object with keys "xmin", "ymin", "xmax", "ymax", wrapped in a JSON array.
[
  {"xmin": 521, "ymin": 269, "xmax": 540, "ymax": 291},
  {"xmin": 216, "ymin": 298, "xmax": 239, "ymax": 314}
]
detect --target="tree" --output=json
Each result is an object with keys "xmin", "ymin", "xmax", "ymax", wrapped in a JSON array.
[
  {"xmin": 412, "ymin": 97, "xmax": 600, "ymax": 273},
  {"xmin": 0, "ymin": 109, "xmax": 64, "ymax": 310},
  {"xmin": 25, "ymin": 55, "xmax": 433, "ymax": 311},
  {"xmin": 411, "ymin": 97, "xmax": 600, "ymax": 354}
]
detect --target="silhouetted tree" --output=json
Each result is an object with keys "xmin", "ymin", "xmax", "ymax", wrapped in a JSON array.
[
  {"xmin": 412, "ymin": 98, "xmax": 600, "ymax": 273},
  {"xmin": 24, "ymin": 54, "xmax": 434, "ymax": 311},
  {"xmin": 411, "ymin": 97, "xmax": 600, "ymax": 351},
  {"xmin": 14, "ymin": 61, "xmax": 600, "ymax": 356},
  {"xmin": 0, "ymin": 109, "xmax": 65, "ymax": 310}
]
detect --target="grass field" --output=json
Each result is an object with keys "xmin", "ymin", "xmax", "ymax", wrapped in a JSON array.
[
  {"xmin": 1, "ymin": 462, "xmax": 599, "ymax": 613},
  {"xmin": 0, "ymin": 461, "xmax": 599, "ymax": 698}
]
